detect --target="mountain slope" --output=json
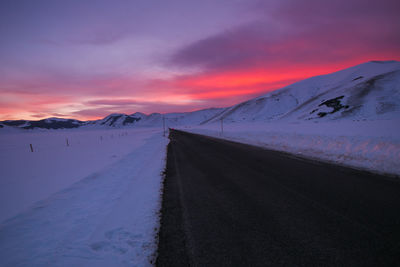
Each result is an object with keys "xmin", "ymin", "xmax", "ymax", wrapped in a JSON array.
[
  {"xmin": 85, "ymin": 108, "xmax": 225, "ymax": 128},
  {"xmin": 206, "ymin": 61, "xmax": 400, "ymax": 123},
  {"xmin": 136, "ymin": 108, "xmax": 225, "ymax": 127},
  {"xmin": 86, "ymin": 113, "xmax": 142, "ymax": 128}
]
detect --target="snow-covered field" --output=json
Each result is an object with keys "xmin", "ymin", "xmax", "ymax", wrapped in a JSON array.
[
  {"xmin": 0, "ymin": 128, "xmax": 168, "ymax": 266},
  {"xmin": 184, "ymin": 119, "xmax": 400, "ymax": 176}
]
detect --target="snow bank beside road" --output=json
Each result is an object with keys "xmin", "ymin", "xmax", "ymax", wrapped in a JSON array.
[
  {"xmin": 0, "ymin": 129, "xmax": 168, "ymax": 266},
  {"xmin": 184, "ymin": 120, "xmax": 400, "ymax": 176}
]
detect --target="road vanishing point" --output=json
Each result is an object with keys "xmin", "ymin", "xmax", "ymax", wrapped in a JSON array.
[{"xmin": 156, "ymin": 130, "xmax": 400, "ymax": 266}]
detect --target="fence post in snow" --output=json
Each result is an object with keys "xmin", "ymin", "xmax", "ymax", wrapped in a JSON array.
[
  {"xmin": 30, "ymin": 144, "xmax": 34, "ymax": 152},
  {"xmin": 66, "ymin": 138, "xmax": 69, "ymax": 146},
  {"xmin": 220, "ymin": 118, "xmax": 224, "ymax": 135}
]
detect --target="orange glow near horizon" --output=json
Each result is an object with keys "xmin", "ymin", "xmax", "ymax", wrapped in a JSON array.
[
  {"xmin": 168, "ymin": 62, "xmax": 355, "ymax": 104},
  {"xmin": 178, "ymin": 64, "xmax": 349, "ymax": 89}
]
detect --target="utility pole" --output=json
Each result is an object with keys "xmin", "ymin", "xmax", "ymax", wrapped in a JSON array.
[{"xmin": 163, "ymin": 116, "xmax": 166, "ymax": 137}]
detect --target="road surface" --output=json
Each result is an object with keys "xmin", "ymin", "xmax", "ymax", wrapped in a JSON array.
[{"xmin": 157, "ymin": 130, "xmax": 400, "ymax": 266}]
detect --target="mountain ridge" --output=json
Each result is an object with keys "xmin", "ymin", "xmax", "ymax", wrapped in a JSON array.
[
  {"xmin": 1, "ymin": 60, "xmax": 399, "ymax": 130},
  {"xmin": 206, "ymin": 60, "xmax": 400, "ymax": 123}
]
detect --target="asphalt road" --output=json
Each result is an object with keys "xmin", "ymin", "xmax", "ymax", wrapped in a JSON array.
[{"xmin": 156, "ymin": 130, "xmax": 400, "ymax": 266}]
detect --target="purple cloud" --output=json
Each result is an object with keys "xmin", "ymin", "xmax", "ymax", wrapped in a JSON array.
[
  {"xmin": 86, "ymin": 99, "xmax": 139, "ymax": 106},
  {"xmin": 169, "ymin": 0, "xmax": 400, "ymax": 71}
]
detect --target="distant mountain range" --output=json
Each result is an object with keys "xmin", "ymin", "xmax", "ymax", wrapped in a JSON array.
[
  {"xmin": 1, "ymin": 60, "xmax": 399, "ymax": 130},
  {"xmin": 0, "ymin": 108, "xmax": 226, "ymax": 130}
]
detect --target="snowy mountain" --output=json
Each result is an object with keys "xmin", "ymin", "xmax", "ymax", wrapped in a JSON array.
[
  {"xmin": 84, "ymin": 108, "xmax": 225, "ymax": 128},
  {"xmin": 1, "ymin": 61, "xmax": 399, "ymax": 130},
  {"xmin": 0, "ymin": 118, "xmax": 84, "ymax": 130},
  {"xmin": 85, "ymin": 113, "xmax": 142, "ymax": 127},
  {"xmin": 0, "ymin": 108, "xmax": 224, "ymax": 130},
  {"xmin": 136, "ymin": 108, "xmax": 225, "ymax": 127},
  {"xmin": 206, "ymin": 60, "xmax": 400, "ymax": 123}
]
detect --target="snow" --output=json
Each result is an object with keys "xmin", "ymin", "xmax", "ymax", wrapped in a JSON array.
[
  {"xmin": 0, "ymin": 128, "xmax": 168, "ymax": 266},
  {"xmin": 184, "ymin": 119, "xmax": 400, "ymax": 176},
  {"xmin": 208, "ymin": 61, "xmax": 400, "ymax": 123}
]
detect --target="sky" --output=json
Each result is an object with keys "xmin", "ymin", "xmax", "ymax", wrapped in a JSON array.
[{"xmin": 0, "ymin": 0, "xmax": 399, "ymax": 120}]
